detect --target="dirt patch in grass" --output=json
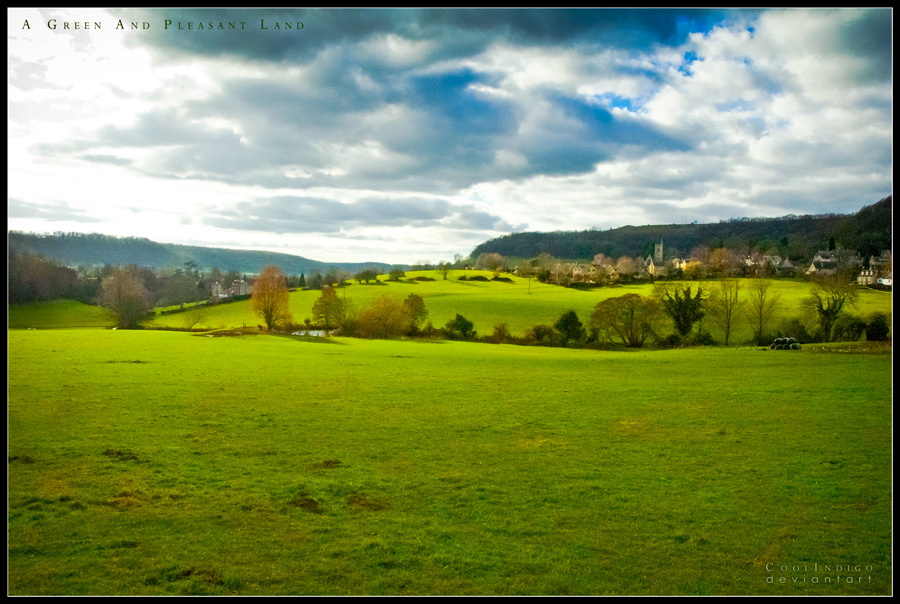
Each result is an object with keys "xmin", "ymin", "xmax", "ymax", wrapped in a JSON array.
[
  {"xmin": 311, "ymin": 459, "xmax": 342, "ymax": 469},
  {"xmin": 106, "ymin": 360, "xmax": 150, "ymax": 364},
  {"xmin": 146, "ymin": 566, "xmax": 225, "ymax": 587},
  {"xmin": 103, "ymin": 449, "xmax": 139, "ymax": 462},
  {"xmin": 853, "ymin": 499, "xmax": 873, "ymax": 513},
  {"xmin": 8, "ymin": 455, "xmax": 36, "ymax": 464},
  {"xmin": 105, "ymin": 488, "xmax": 146, "ymax": 508},
  {"xmin": 347, "ymin": 493, "xmax": 388, "ymax": 511},
  {"xmin": 289, "ymin": 494, "xmax": 321, "ymax": 513},
  {"xmin": 179, "ymin": 567, "xmax": 224, "ymax": 585}
]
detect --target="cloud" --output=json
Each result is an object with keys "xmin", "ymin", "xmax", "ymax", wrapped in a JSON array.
[
  {"xmin": 122, "ymin": 8, "xmax": 759, "ymax": 64},
  {"xmin": 34, "ymin": 52, "xmax": 692, "ymax": 193},
  {"xmin": 8, "ymin": 198, "xmax": 101, "ymax": 223},
  {"xmin": 80, "ymin": 154, "xmax": 134, "ymax": 166},
  {"xmin": 202, "ymin": 195, "xmax": 517, "ymax": 235},
  {"xmin": 6, "ymin": 8, "xmax": 892, "ymax": 262}
]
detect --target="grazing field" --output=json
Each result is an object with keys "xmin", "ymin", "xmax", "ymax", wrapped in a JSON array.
[
  {"xmin": 7, "ymin": 329, "xmax": 892, "ymax": 595},
  {"xmin": 143, "ymin": 272, "xmax": 893, "ymax": 345},
  {"xmin": 7, "ymin": 299, "xmax": 115, "ymax": 330}
]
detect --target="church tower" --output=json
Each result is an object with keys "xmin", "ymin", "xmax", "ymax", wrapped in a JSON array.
[{"xmin": 654, "ymin": 240, "xmax": 664, "ymax": 263}]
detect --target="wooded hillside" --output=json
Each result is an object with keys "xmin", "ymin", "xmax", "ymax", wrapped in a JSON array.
[
  {"xmin": 471, "ymin": 196, "xmax": 892, "ymax": 261},
  {"xmin": 7, "ymin": 232, "xmax": 399, "ymax": 275}
]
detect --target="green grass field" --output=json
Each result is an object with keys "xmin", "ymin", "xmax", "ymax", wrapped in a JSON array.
[
  {"xmin": 7, "ymin": 299, "xmax": 115, "ymax": 330},
  {"xmin": 7, "ymin": 328, "xmax": 892, "ymax": 595},
  {"xmin": 142, "ymin": 272, "xmax": 892, "ymax": 344}
]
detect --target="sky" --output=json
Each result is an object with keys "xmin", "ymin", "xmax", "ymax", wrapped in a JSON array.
[{"xmin": 7, "ymin": 8, "xmax": 893, "ymax": 264}]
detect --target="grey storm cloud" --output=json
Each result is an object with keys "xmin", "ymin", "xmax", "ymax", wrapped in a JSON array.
[
  {"xmin": 49, "ymin": 61, "xmax": 690, "ymax": 192},
  {"xmin": 203, "ymin": 196, "xmax": 516, "ymax": 234},
  {"xmin": 32, "ymin": 8, "xmax": 891, "ymax": 199},
  {"xmin": 121, "ymin": 8, "xmax": 762, "ymax": 63},
  {"xmin": 835, "ymin": 9, "xmax": 893, "ymax": 83}
]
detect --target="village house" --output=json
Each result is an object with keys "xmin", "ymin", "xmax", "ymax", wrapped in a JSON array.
[
  {"xmin": 571, "ymin": 263, "xmax": 597, "ymax": 284},
  {"xmin": 806, "ymin": 259, "xmax": 838, "ymax": 276},
  {"xmin": 776, "ymin": 258, "xmax": 797, "ymax": 276},
  {"xmin": 868, "ymin": 250, "xmax": 892, "ymax": 271},
  {"xmin": 805, "ymin": 249, "xmax": 862, "ymax": 277},
  {"xmin": 857, "ymin": 269, "xmax": 878, "ymax": 286},
  {"xmin": 858, "ymin": 250, "xmax": 892, "ymax": 288},
  {"xmin": 210, "ymin": 278, "xmax": 253, "ymax": 299}
]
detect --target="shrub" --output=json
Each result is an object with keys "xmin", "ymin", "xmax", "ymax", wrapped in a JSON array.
[
  {"xmin": 690, "ymin": 331, "xmax": 716, "ymax": 346},
  {"xmin": 490, "ymin": 323, "xmax": 511, "ymax": 344},
  {"xmin": 419, "ymin": 321, "xmax": 443, "ymax": 339},
  {"xmin": 526, "ymin": 324, "xmax": 559, "ymax": 346},
  {"xmin": 832, "ymin": 314, "xmax": 867, "ymax": 342},
  {"xmin": 554, "ymin": 310, "xmax": 585, "ymax": 344},
  {"xmin": 444, "ymin": 314, "xmax": 475, "ymax": 340},
  {"xmin": 865, "ymin": 312, "xmax": 891, "ymax": 342},
  {"xmin": 660, "ymin": 333, "xmax": 683, "ymax": 348},
  {"xmin": 776, "ymin": 317, "xmax": 815, "ymax": 344}
]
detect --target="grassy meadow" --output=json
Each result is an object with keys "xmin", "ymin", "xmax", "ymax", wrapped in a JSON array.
[
  {"xmin": 145, "ymin": 272, "xmax": 892, "ymax": 345},
  {"xmin": 7, "ymin": 325, "xmax": 892, "ymax": 595},
  {"xmin": 7, "ymin": 299, "xmax": 115, "ymax": 330}
]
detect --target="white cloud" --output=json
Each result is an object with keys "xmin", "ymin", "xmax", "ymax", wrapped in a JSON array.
[{"xmin": 7, "ymin": 8, "xmax": 891, "ymax": 263}]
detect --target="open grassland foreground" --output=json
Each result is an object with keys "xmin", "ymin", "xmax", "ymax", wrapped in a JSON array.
[{"xmin": 7, "ymin": 330, "xmax": 892, "ymax": 595}]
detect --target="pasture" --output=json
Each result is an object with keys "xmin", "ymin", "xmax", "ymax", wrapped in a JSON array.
[
  {"xmin": 145, "ymin": 272, "xmax": 893, "ymax": 344},
  {"xmin": 7, "ymin": 299, "xmax": 115, "ymax": 330},
  {"xmin": 7, "ymin": 328, "xmax": 892, "ymax": 595}
]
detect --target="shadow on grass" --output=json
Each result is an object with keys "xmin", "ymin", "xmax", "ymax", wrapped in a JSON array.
[{"xmin": 279, "ymin": 334, "xmax": 348, "ymax": 345}]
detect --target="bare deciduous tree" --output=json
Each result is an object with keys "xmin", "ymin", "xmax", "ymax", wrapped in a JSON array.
[
  {"xmin": 706, "ymin": 279, "xmax": 743, "ymax": 345},
  {"xmin": 745, "ymin": 276, "xmax": 779, "ymax": 345},
  {"xmin": 182, "ymin": 307, "xmax": 208, "ymax": 330},
  {"xmin": 402, "ymin": 293, "xmax": 428, "ymax": 335},
  {"xmin": 654, "ymin": 282, "xmax": 706, "ymax": 338},
  {"xmin": 311, "ymin": 285, "xmax": 344, "ymax": 330},
  {"xmin": 98, "ymin": 266, "xmax": 153, "ymax": 329},
  {"xmin": 590, "ymin": 294, "xmax": 664, "ymax": 347},
  {"xmin": 802, "ymin": 276, "xmax": 858, "ymax": 342},
  {"xmin": 251, "ymin": 265, "xmax": 292, "ymax": 331},
  {"xmin": 477, "ymin": 253, "xmax": 506, "ymax": 272},
  {"xmin": 357, "ymin": 295, "xmax": 407, "ymax": 339}
]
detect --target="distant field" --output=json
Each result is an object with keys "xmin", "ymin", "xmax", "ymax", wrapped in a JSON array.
[
  {"xmin": 7, "ymin": 329, "xmax": 892, "ymax": 595},
  {"xmin": 7, "ymin": 299, "xmax": 115, "ymax": 329},
  {"xmin": 143, "ymin": 273, "xmax": 892, "ymax": 344}
]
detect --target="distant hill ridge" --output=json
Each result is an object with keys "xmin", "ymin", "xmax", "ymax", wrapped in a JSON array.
[
  {"xmin": 471, "ymin": 196, "xmax": 892, "ymax": 262},
  {"xmin": 7, "ymin": 231, "xmax": 399, "ymax": 276}
]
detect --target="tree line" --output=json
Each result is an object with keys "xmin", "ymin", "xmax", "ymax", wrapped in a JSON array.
[
  {"xmin": 471, "ymin": 195, "xmax": 892, "ymax": 265},
  {"xmin": 249, "ymin": 265, "xmax": 890, "ymax": 348},
  {"xmin": 8, "ymin": 230, "xmax": 398, "ymax": 277},
  {"xmin": 11, "ymin": 253, "xmax": 890, "ymax": 346}
]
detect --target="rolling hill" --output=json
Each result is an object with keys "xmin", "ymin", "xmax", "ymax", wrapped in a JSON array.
[
  {"xmin": 471, "ymin": 195, "xmax": 892, "ymax": 262},
  {"xmin": 7, "ymin": 231, "xmax": 400, "ymax": 276}
]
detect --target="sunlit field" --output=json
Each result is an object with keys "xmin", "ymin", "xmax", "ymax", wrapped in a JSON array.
[
  {"xmin": 7, "ymin": 299, "xmax": 115, "ymax": 330},
  {"xmin": 142, "ymin": 272, "xmax": 893, "ymax": 344},
  {"xmin": 7, "ymin": 328, "xmax": 892, "ymax": 595}
]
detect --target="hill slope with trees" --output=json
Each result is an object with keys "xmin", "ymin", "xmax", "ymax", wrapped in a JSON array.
[
  {"xmin": 7, "ymin": 231, "xmax": 399, "ymax": 275},
  {"xmin": 471, "ymin": 196, "xmax": 892, "ymax": 261}
]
